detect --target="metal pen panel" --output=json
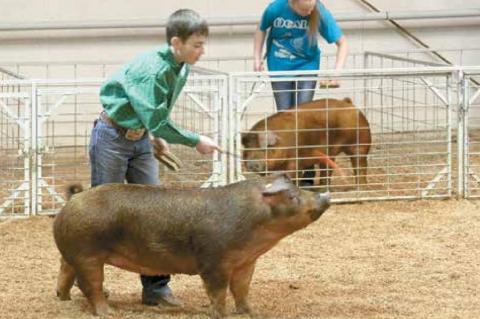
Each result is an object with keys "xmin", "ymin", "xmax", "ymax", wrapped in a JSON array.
[{"xmin": 231, "ymin": 68, "xmax": 454, "ymax": 202}]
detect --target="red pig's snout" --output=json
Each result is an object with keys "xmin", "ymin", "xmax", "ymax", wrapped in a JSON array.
[{"xmin": 245, "ymin": 158, "xmax": 265, "ymax": 173}]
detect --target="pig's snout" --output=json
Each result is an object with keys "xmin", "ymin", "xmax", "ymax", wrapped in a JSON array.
[
  {"xmin": 311, "ymin": 192, "xmax": 330, "ymax": 220},
  {"xmin": 316, "ymin": 192, "xmax": 330, "ymax": 206},
  {"xmin": 245, "ymin": 159, "xmax": 265, "ymax": 173}
]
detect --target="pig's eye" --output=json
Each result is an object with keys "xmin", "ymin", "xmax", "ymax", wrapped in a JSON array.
[{"xmin": 289, "ymin": 194, "xmax": 300, "ymax": 205}]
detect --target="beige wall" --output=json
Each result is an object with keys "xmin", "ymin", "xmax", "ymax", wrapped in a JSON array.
[{"xmin": 0, "ymin": 0, "xmax": 479, "ymax": 75}]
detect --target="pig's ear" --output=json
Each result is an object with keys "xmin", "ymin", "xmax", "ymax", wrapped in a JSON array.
[
  {"xmin": 241, "ymin": 132, "xmax": 255, "ymax": 147},
  {"xmin": 262, "ymin": 174, "xmax": 294, "ymax": 195},
  {"xmin": 258, "ymin": 130, "xmax": 279, "ymax": 148}
]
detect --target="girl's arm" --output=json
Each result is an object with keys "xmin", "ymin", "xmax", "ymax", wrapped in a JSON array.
[
  {"xmin": 320, "ymin": 35, "xmax": 349, "ymax": 88},
  {"xmin": 253, "ymin": 26, "xmax": 267, "ymax": 71},
  {"xmin": 334, "ymin": 35, "xmax": 349, "ymax": 71}
]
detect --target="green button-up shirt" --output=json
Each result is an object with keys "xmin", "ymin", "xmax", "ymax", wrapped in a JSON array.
[{"xmin": 99, "ymin": 45, "xmax": 200, "ymax": 147}]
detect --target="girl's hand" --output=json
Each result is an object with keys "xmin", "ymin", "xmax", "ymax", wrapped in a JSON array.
[
  {"xmin": 254, "ymin": 59, "xmax": 264, "ymax": 72},
  {"xmin": 319, "ymin": 79, "xmax": 340, "ymax": 89}
]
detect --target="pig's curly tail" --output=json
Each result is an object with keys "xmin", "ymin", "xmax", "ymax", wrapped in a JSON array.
[{"xmin": 65, "ymin": 183, "xmax": 83, "ymax": 200}]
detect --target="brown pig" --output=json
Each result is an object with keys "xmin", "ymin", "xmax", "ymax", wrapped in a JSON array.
[
  {"xmin": 53, "ymin": 175, "xmax": 330, "ymax": 318},
  {"xmin": 241, "ymin": 98, "xmax": 371, "ymax": 186}
]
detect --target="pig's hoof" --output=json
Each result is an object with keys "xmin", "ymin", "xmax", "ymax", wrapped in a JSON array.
[
  {"xmin": 93, "ymin": 304, "xmax": 110, "ymax": 317},
  {"xmin": 235, "ymin": 306, "xmax": 255, "ymax": 317},
  {"xmin": 56, "ymin": 290, "xmax": 71, "ymax": 301},
  {"xmin": 208, "ymin": 310, "xmax": 226, "ymax": 319}
]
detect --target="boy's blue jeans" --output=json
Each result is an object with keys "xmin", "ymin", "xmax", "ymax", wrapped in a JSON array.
[
  {"xmin": 271, "ymin": 78, "xmax": 316, "ymax": 186},
  {"xmin": 89, "ymin": 118, "xmax": 158, "ymax": 186},
  {"xmin": 89, "ymin": 118, "xmax": 170, "ymax": 296}
]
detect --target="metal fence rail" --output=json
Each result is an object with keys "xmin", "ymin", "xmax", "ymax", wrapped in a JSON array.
[
  {"xmin": 1, "ymin": 63, "xmax": 480, "ymax": 217},
  {"xmin": 0, "ymin": 75, "xmax": 227, "ymax": 218},
  {"xmin": 2, "ymin": 48, "xmax": 479, "ymax": 77},
  {"xmin": 230, "ymin": 68, "xmax": 458, "ymax": 203}
]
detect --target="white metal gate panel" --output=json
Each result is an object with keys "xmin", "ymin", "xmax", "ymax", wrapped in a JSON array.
[
  {"xmin": 0, "ymin": 75, "xmax": 228, "ymax": 216},
  {"xmin": 34, "ymin": 81, "xmax": 103, "ymax": 215},
  {"xmin": 163, "ymin": 74, "xmax": 228, "ymax": 189},
  {"xmin": 0, "ymin": 82, "xmax": 32, "ymax": 218},
  {"xmin": 463, "ymin": 69, "xmax": 480, "ymax": 198},
  {"xmin": 230, "ymin": 68, "xmax": 454, "ymax": 203},
  {"xmin": 2, "ymin": 65, "xmax": 480, "ymax": 216}
]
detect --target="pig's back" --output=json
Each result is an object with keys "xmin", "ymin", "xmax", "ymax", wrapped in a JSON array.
[
  {"xmin": 254, "ymin": 98, "xmax": 370, "ymax": 148},
  {"xmin": 258, "ymin": 98, "xmax": 359, "ymax": 130},
  {"xmin": 53, "ymin": 181, "xmax": 271, "ymax": 258},
  {"xmin": 296, "ymin": 98, "xmax": 365, "ymax": 129}
]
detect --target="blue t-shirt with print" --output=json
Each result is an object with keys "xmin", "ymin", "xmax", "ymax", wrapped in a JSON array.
[{"xmin": 259, "ymin": 0, "xmax": 343, "ymax": 71}]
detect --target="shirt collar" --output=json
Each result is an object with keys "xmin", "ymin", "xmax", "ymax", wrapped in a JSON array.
[{"xmin": 159, "ymin": 45, "xmax": 184, "ymax": 73}]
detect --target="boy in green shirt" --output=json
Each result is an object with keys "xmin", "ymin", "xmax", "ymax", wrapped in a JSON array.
[{"xmin": 89, "ymin": 9, "xmax": 219, "ymax": 307}]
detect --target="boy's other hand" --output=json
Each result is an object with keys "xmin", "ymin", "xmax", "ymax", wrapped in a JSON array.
[
  {"xmin": 196, "ymin": 135, "xmax": 221, "ymax": 155},
  {"xmin": 150, "ymin": 136, "xmax": 182, "ymax": 171},
  {"xmin": 150, "ymin": 136, "xmax": 170, "ymax": 154}
]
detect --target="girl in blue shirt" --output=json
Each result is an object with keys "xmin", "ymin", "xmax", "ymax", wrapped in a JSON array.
[
  {"xmin": 254, "ymin": 0, "xmax": 348, "ymax": 110},
  {"xmin": 253, "ymin": 0, "xmax": 348, "ymax": 187}
]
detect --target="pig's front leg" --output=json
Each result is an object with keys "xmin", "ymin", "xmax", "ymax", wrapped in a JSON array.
[
  {"xmin": 230, "ymin": 262, "xmax": 256, "ymax": 315},
  {"xmin": 200, "ymin": 270, "xmax": 229, "ymax": 319}
]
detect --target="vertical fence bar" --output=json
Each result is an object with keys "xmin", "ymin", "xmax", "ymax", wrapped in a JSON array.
[
  {"xmin": 459, "ymin": 71, "xmax": 469, "ymax": 197},
  {"xmin": 446, "ymin": 73, "xmax": 453, "ymax": 198},
  {"xmin": 221, "ymin": 76, "xmax": 229, "ymax": 185},
  {"xmin": 229, "ymin": 74, "xmax": 239, "ymax": 183},
  {"xmin": 457, "ymin": 70, "xmax": 465, "ymax": 197},
  {"xmin": 22, "ymin": 85, "xmax": 31, "ymax": 216},
  {"xmin": 30, "ymin": 82, "xmax": 38, "ymax": 215}
]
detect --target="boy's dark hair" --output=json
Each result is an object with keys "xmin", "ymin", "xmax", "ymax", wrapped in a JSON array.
[{"xmin": 166, "ymin": 9, "xmax": 209, "ymax": 44}]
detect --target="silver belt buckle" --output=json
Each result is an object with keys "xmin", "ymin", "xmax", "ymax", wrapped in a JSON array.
[{"xmin": 125, "ymin": 128, "xmax": 145, "ymax": 141}]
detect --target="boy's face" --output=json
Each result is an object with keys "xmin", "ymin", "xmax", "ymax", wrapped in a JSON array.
[{"xmin": 171, "ymin": 33, "xmax": 206, "ymax": 65}]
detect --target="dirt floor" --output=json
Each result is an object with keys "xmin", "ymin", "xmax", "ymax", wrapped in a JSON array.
[{"xmin": 1, "ymin": 199, "xmax": 479, "ymax": 319}]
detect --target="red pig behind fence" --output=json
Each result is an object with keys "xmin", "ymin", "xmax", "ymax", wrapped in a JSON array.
[{"xmin": 241, "ymin": 98, "xmax": 372, "ymax": 187}]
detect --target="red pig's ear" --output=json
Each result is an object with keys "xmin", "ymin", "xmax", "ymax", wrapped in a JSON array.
[
  {"xmin": 241, "ymin": 132, "xmax": 255, "ymax": 147},
  {"xmin": 262, "ymin": 174, "xmax": 293, "ymax": 195},
  {"xmin": 258, "ymin": 130, "xmax": 279, "ymax": 148}
]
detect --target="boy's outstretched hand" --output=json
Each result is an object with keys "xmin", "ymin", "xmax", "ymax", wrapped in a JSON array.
[{"xmin": 196, "ymin": 135, "xmax": 221, "ymax": 155}]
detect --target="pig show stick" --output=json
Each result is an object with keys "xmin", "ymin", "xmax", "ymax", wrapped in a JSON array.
[
  {"xmin": 158, "ymin": 148, "xmax": 242, "ymax": 170},
  {"xmin": 218, "ymin": 148, "xmax": 242, "ymax": 160}
]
